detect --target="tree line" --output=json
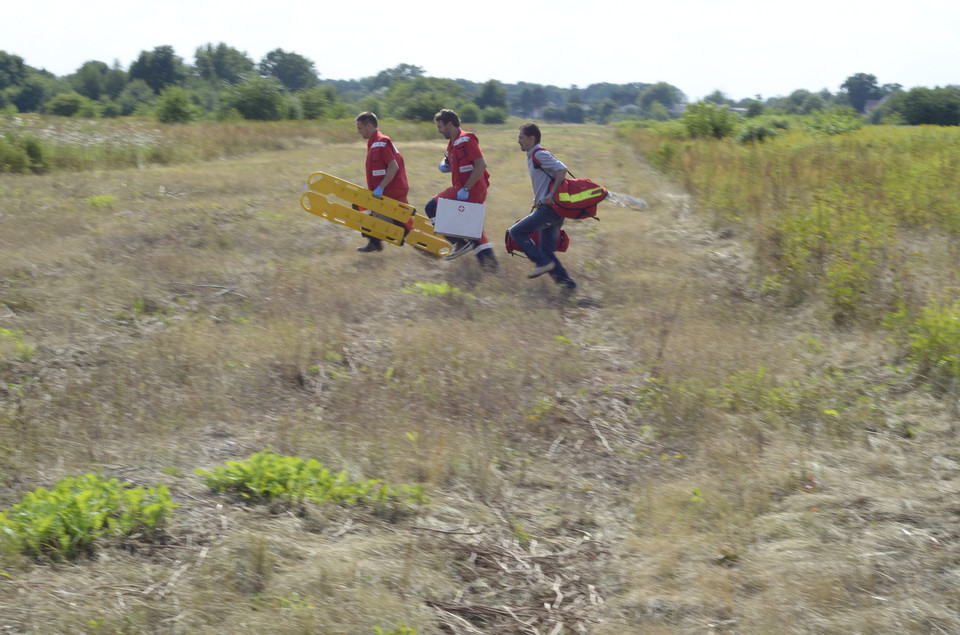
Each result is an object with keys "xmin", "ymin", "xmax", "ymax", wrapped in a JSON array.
[{"xmin": 0, "ymin": 45, "xmax": 958, "ymax": 126}]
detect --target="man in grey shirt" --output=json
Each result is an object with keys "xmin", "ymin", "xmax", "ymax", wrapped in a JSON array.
[{"xmin": 508, "ymin": 123, "xmax": 577, "ymax": 289}]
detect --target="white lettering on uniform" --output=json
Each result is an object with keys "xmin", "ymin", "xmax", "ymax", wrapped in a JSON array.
[
  {"xmin": 453, "ymin": 136, "xmax": 470, "ymax": 147},
  {"xmin": 372, "ymin": 169, "xmax": 386, "ymax": 176},
  {"xmin": 459, "ymin": 165, "xmax": 473, "ymax": 172},
  {"xmin": 371, "ymin": 141, "xmax": 387, "ymax": 148}
]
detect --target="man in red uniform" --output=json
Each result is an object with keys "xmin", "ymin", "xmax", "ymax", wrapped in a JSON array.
[
  {"xmin": 354, "ymin": 111, "xmax": 410, "ymax": 252},
  {"xmin": 424, "ymin": 109, "xmax": 498, "ymax": 271}
]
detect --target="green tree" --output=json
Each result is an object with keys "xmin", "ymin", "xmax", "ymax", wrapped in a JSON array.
[
  {"xmin": 103, "ymin": 62, "xmax": 128, "ymax": 100},
  {"xmin": 223, "ymin": 75, "xmax": 286, "ymax": 120},
  {"xmin": 900, "ymin": 86, "xmax": 960, "ymax": 126},
  {"xmin": 638, "ymin": 82, "xmax": 685, "ymax": 115},
  {"xmin": 744, "ymin": 100, "xmax": 764, "ymax": 118},
  {"xmin": 769, "ymin": 89, "xmax": 826, "ymax": 114},
  {"xmin": 841, "ymin": 72, "xmax": 880, "ymax": 113},
  {"xmin": 541, "ymin": 105, "xmax": 565, "ymax": 121},
  {"xmin": 516, "ymin": 85, "xmax": 547, "ymax": 117},
  {"xmin": 704, "ymin": 90, "xmax": 733, "ymax": 106},
  {"xmin": 69, "ymin": 60, "xmax": 109, "ymax": 100},
  {"xmin": 129, "ymin": 45, "xmax": 186, "ymax": 93},
  {"xmin": 10, "ymin": 74, "xmax": 54, "ymax": 112},
  {"xmin": 194, "ymin": 43, "xmax": 255, "ymax": 85},
  {"xmin": 591, "ymin": 98, "xmax": 618, "ymax": 123},
  {"xmin": 610, "ymin": 84, "xmax": 643, "ymax": 106},
  {"xmin": 475, "ymin": 79, "xmax": 507, "ymax": 110},
  {"xmin": 369, "ymin": 63, "xmax": 425, "ymax": 90},
  {"xmin": 400, "ymin": 91, "xmax": 452, "ymax": 121},
  {"xmin": 564, "ymin": 102, "xmax": 585, "ymax": 123},
  {"xmin": 259, "ymin": 49, "xmax": 318, "ymax": 92},
  {"xmin": 0, "ymin": 51, "xmax": 27, "ymax": 90},
  {"xmin": 381, "ymin": 77, "xmax": 468, "ymax": 120}
]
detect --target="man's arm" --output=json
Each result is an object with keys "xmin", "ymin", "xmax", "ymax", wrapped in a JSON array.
[
  {"xmin": 379, "ymin": 159, "xmax": 399, "ymax": 190},
  {"xmin": 546, "ymin": 167, "xmax": 567, "ymax": 203},
  {"xmin": 462, "ymin": 156, "xmax": 487, "ymax": 191}
]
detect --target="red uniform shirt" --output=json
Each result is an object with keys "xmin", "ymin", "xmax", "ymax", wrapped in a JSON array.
[
  {"xmin": 445, "ymin": 130, "xmax": 490, "ymax": 198},
  {"xmin": 366, "ymin": 130, "xmax": 409, "ymax": 202}
]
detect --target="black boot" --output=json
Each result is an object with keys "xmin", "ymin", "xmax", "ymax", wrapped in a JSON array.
[
  {"xmin": 477, "ymin": 248, "xmax": 498, "ymax": 273},
  {"xmin": 356, "ymin": 237, "xmax": 383, "ymax": 253}
]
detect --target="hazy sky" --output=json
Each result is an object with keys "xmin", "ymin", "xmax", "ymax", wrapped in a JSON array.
[{"xmin": 6, "ymin": 0, "xmax": 959, "ymax": 101}]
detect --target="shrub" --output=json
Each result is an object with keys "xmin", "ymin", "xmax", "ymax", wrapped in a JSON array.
[
  {"xmin": 682, "ymin": 101, "xmax": 739, "ymax": 139},
  {"xmin": 45, "ymin": 92, "xmax": 98, "ymax": 117},
  {"xmin": 155, "ymin": 86, "xmax": 199, "ymax": 123},
  {"xmin": 801, "ymin": 107, "xmax": 863, "ymax": 136},
  {"xmin": 400, "ymin": 92, "xmax": 452, "ymax": 122},
  {"xmin": 736, "ymin": 121, "xmax": 780, "ymax": 143},
  {"xmin": 299, "ymin": 86, "xmax": 339, "ymax": 119},
  {"xmin": 458, "ymin": 102, "xmax": 481, "ymax": 124},
  {"xmin": 223, "ymin": 76, "xmax": 286, "ymax": 120},
  {"xmin": 100, "ymin": 100, "xmax": 122, "ymax": 118},
  {"xmin": 0, "ymin": 132, "xmax": 45, "ymax": 173},
  {"xmin": 482, "ymin": 107, "xmax": 507, "ymax": 124},
  {"xmin": 541, "ymin": 106, "xmax": 565, "ymax": 121}
]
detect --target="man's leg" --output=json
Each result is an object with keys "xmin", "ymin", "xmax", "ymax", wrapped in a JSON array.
[
  {"xmin": 540, "ymin": 223, "xmax": 575, "ymax": 288},
  {"xmin": 509, "ymin": 205, "xmax": 558, "ymax": 277},
  {"xmin": 351, "ymin": 204, "xmax": 383, "ymax": 253},
  {"xmin": 474, "ymin": 236, "xmax": 498, "ymax": 271}
]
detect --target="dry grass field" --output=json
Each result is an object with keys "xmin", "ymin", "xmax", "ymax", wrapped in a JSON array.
[{"xmin": 1, "ymin": 118, "xmax": 959, "ymax": 634}]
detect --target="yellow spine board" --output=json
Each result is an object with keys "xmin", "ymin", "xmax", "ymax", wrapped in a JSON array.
[{"xmin": 300, "ymin": 172, "xmax": 451, "ymax": 256}]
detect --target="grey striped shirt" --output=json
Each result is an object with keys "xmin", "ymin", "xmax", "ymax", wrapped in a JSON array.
[{"xmin": 527, "ymin": 145, "xmax": 567, "ymax": 206}]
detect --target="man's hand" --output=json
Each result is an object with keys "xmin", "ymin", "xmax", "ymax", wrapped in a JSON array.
[
  {"xmin": 372, "ymin": 185, "xmax": 384, "ymax": 199},
  {"xmin": 456, "ymin": 187, "xmax": 470, "ymax": 201},
  {"xmin": 438, "ymin": 160, "xmax": 451, "ymax": 173}
]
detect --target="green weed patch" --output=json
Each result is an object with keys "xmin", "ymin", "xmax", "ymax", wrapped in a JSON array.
[
  {"xmin": 196, "ymin": 450, "xmax": 427, "ymax": 507},
  {"xmin": 0, "ymin": 474, "xmax": 178, "ymax": 561}
]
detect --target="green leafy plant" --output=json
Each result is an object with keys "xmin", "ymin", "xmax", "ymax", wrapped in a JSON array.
[
  {"xmin": 195, "ymin": 450, "xmax": 427, "ymax": 506},
  {"xmin": 0, "ymin": 474, "xmax": 178, "ymax": 561},
  {"xmin": 375, "ymin": 624, "xmax": 418, "ymax": 635}
]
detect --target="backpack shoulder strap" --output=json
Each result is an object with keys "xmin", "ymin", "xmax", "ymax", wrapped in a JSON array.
[{"xmin": 532, "ymin": 147, "xmax": 575, "ymax": 179}]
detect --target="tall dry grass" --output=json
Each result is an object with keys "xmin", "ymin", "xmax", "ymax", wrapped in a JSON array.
[{"xmin": 1, "ymin": 118, "xmax": 959, "ymax": 634}]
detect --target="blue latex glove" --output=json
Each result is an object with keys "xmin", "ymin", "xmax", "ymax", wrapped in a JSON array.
[
  {"xmin": 372, "ymin": 185, "xmax": 384, "ymax": 199},
  {"xmin": 456, "ymin": 187, "xmax": 470, "ymax": 201},
  {"xmin": 438, "ymin": 160, "xmax": 451, "ymax": 173}
]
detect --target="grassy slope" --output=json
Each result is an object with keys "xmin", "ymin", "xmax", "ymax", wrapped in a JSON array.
[{"xmin": 1, "ymin": 122, "xmax": 958, "ymax": 634}]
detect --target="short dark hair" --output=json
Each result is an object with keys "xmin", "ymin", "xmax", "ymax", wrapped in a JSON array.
[
  {"xmin": 434, "ymin": 109, "xmax": 460, "ymax": 127},
  {"xmin": 519, "ymin": 122, "xmax": 541, "ymax": 144},
  {"xmin": 355, "ymin": 111, "xmax": 379, "ymax": 127}
]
